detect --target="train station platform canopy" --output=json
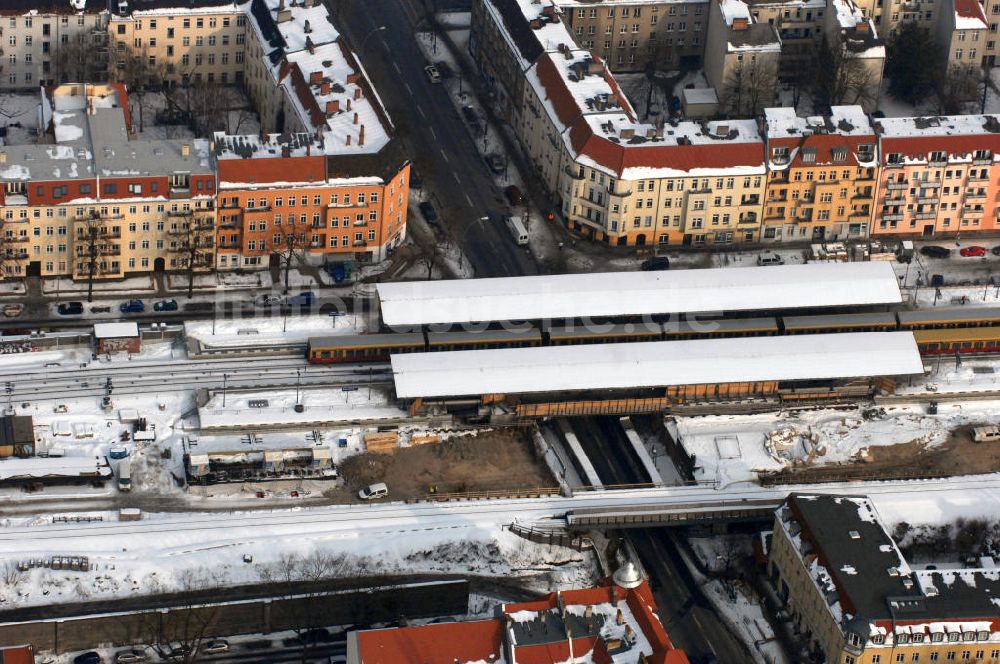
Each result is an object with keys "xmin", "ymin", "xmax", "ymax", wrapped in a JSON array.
[
  {"xmin": 390, "ymin": 332, "xmax": 923, "ymax": 399},
  {"xmin": 375, "ymin": 262, "xmax": 902, "ymax": 328}
]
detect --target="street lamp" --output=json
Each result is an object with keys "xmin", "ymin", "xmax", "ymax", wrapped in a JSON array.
[
  {"xmin": 458, "ymin": 216, "xmax": 490, "ymax": 271},
  {"xmin": 359, "ymin": 25, "xmax": 387, "ymax": 53},
  {"xmin": 222, "ymin": 373, "xmax": 230, "ymax": 408},
  {"xmin": 295, "ymin": 368, "xmax": 302, "ymax": 406}
]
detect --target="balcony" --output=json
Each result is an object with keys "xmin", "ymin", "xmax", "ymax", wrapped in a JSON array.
[
  {"xmin": 920, "ymin": 181, "xmax": 941, "ymax": 189},
  {"xmin": 973, "ymin": 158, "xmax": 992, "ymax": 166},
  {"xmin": 6, "ymin": 235, "xmax": 29, "ymax": 243},
  {"xmin": 167, "ymin": 209, "xmax": 193, "ymax": 217},
  {"xmin": 917, "ymin": 198, "xmax": 938, "ymax": 205},
  {"xmin": 914, "ymin": 211, "xmax": 937, "ymax": 220},
  {"xmin": 882, "ymin": 213, "xmax": 904, "ymax": 222},
  {"xmin": 564, "ymin": 165, "xmax": 585, "ymax": 181},
  {"xmin": 353, "ymin": 240, "xmax": 367, "ymax": 247},
  {"xmin": 965, "ymin": 191, "xmax": 987, "ymax": 199},
  {"xmin": 886, "ymin": 182, "xmax": 908, "ymax": 190},
  {"xmin": 606, "ymin": 184, "xmax": 632, "ymax": 197},
  {"xmin": 740, "ymin": 195, "xmax": 760, "ymax": 205}
]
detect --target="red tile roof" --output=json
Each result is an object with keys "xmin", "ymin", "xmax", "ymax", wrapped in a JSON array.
[
  {"xmin": 768, "ymin": 132, "xmax": 875, "ymax": 168},
  {"xmin": 879, "ymin": 134, "xmax": 1000, "ymax": 162},
  {"xmin": 955, "ymin": 0, "xmax": 987, "ymax": 25},
  {"xmin": 355, "ymin": 620, "xmax": 503, "ymax": 664}
]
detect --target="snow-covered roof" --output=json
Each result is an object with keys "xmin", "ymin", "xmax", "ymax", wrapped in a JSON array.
[
  {"xmin": 877, "ymin": 114, "xmax": 1000, "ymax": 139},
  {"xmin": 0, "ymin": 456, "xmax": 112, "ymax": 480},
  {"xmin": 390, "ymin": 331, "xmax": 923, "ymax": 398},
  {"xmin": 682, "ymin": 88, "xmax": 719, "ymax": 105},
  {"xmin": 764, "ymin": 105, "xmax": 874, "ymax": 139},
  {"xmin": 376, "ymin": 262, "xmax": 902, "ymax": 327},
  {"xmin": 93, "ymin": 322, "xmax": 139, "ymax": 339}
]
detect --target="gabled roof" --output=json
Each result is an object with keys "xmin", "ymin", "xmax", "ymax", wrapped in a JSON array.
[
  {"xmin": 354, "ymin": 620, "xmax": 503, "ymax": 664},
  {"xmin": 954, "ymin": 0, "xmax": 988, "ymax": 29}
]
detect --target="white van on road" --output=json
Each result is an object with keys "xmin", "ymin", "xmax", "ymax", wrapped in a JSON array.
[{"xmin": 504, "ymin": 215, "xmax": 529, "ymax": 246}]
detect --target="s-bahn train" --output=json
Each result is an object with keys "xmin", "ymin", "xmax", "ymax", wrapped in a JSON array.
[{"xmin": 306, "ymin": 306, "xmax": 1000, "ymax": 364}]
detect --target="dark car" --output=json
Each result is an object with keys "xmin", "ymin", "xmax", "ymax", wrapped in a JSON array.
[
  {"xmin": 119, "ymin": 299, "xmax": 145, "ymax": 314},
  {"xmin": 484, "ymin": 153, "xmax": 505, "ymax": 175},
  {"xmin": 433, "ymin": 61, "xmax": 454, "ymax": 79},
  {"xmin": 462, "ymin": 106, "xmax": 481, "ymax": 131},
  {"xmin": 298, "ymin": 627, "xmax": 333, "ymax": 645},
  {"xmin": 992, "ymin": 245, "xmax": 1000, "ymax": 256},
  {"xmin": 286, "ymin": 291, "xmax": 315, "ymax": 307},
  {"xmin": 640, "ymin": 256, "xmax": 670, "ymax": 271},
  {"xmin": 153, "ymin": 299, "xmax": 178, "ymax": 312},
  {"xmin": 920, "ymin": 245, "xmax": 952, "ymax": 258},
  {"xmin": 57, "ymin": 301, "xmax": 84, "ymax": 315},
  {"xmin": 418, "ymin": 201, "xmax": 439, "ymax": 223},
  {"xmin": 931, "ymin": 274, "xmax": 945, "ymax": 287},
  {"xmin": 74, "ymin": 652, "xmax": 103, "ymax": 664},
  {"xmin": 504, "ymin": 185, "xmax": 525, "ymax": 206}
]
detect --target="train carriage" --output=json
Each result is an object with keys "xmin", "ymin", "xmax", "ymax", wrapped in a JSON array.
[
  {"xmin": 898, "ymin": 307, "xmax": 1000, "ymax": 329},
  {"xmin": 425, "ymin": 328, "xmax": 543, "ymax": 352},
  {"xmin": 912, "ymin": 327, "xmax": 1000, "ymax": 354},
  {"xmin": 308, "ymin": 333, "xmax": 426, "ymax": 364},
  {"xmin": 782, "ymin": 312, "xmax": 898, "ymax": 334},
  {"xmin": 546, "ymin": 322, "xmax": 662, "ymax": 346},
  {"xmin": 662, "ymin": 317, "xmax": 780, "ymax": 339}
]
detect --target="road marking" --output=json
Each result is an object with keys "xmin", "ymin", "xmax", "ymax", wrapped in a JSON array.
[
  {"xmin": 465, "ymin": 193, "xmax": 474, "ymax": 207},
  {"xmin": 453, "ymin": 172, "xmax": 461, "ymax": 184},
  {"xmin": 430, "ymin": 127, "xmax": 438, "ymax": 140},
  {"xmin": 440, "ymin": 149, "xmax": 449, "ymax": 163},
  {"xmin": 691, "ymin": 614, "xmax": 719, "ymax": 657},
  {"xmin": 404, "ymin": 82, "xmax": 413, "ymax": 95},
  {"xmin": 392, "ymin": 61, "xmax": 401, "ymax": 74},
  {"xmin": 417, "ymin": 105, "xmax": 427, "ymax": 119}
]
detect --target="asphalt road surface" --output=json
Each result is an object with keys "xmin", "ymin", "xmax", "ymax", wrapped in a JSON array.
[{"xmin": 329, "ymin": 0, "xmax": 537, "ymax": 278}]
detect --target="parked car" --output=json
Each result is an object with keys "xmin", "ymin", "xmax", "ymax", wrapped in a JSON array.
[
  {"xmin": 433, "ymin": 61, "xmax": 454, "ymax": 79},
  {"xmin": 74, "ymin": 653, "xmax": 103, "ymax": 664},
  {"xmin": 165, "ymin": 645, "xmax": 191, "ymax": 661},
  {"xmin": 424, "ymin": 64, "xmax": 442, "ymax": 83},
  {"xmin": 418, "ymin": 201, "xmax": 439, "ymax": 223},
  {"xmin": 114, "ymin": 649, "xmax": 148, "ymax": 664},
  {"xmin": 202, "ymin": 640, "xmax": 230, "ymax": 655},
  {"xmin": 920, "ymin": 245, "xmax": 952, "ymax": 258},
  {"xmin": 90, "ymin": 305, "xmax": 111, "ymax": 313},
  {"xmin": 960, "ymin": 245, "xmax": 988, "ymax": 257},
  {"xmin": 484, "ymin": 153, "xmax": 505, "ymax": 175},
  {"xmin": 256, "ymin": 294, "xmax": 282, "ymax": 307},
  {"xmin": 286, "ymin": 291, "xmax": 315, "ymax": 307},
  {"xmin": 640, "ymin": 256, "xmax": 670, "ymax": 271},
  {"xmin": 298, "ymin": 627, "xmax": 333, "ymax": 645},
  {"xmin": 930, "ymin": 274, "xmax": 945, "ymax": 287},
  {"xmin": 756, "ymin": 253, "xmax": 785, "ymax": 266},
  {"xmin": 57, "ymin": 301, "xmax": 84, "ymax": 316},
  {"xmin": 504, "ymin": 185, "xmax": 525, "ymax": 206},
  {"xmin": 992, "ymin": 245, "xmax": 1000, "ymax": 256},
  {"xmin": 119, "ymin": 299, "xmax": 145, "ymax": 314},
  {"xmin": 153, "ymin": 299, "xmax": 178, "ymax": 312},
  {"xmin": 1, "ymin": 303, "xmax": 23, "ymax": 318},
  {"xmin": 359, "ymin": 482, "xmax": 389, "ymax": 500},
  {"xmin": 462, "ymin": 106, "xmax": 482, "ymax": 131}
]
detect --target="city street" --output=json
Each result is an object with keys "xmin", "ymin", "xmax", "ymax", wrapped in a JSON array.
[{"xmin": 330, "ymin": 0, "xmax": 538, "ymax": 278}]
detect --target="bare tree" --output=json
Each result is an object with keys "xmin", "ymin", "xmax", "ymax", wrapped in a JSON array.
[
  {"xmin": 157, "ymin": 568, "xmax": 224, "ymax": 664},
  {"xmin": 169, "ymin": 211, "xmax": 216, "ymax": 299},
  {"xmin": 117, "ymin": 45, "xmax": 167, "ymax": 133},
  {"xmin": 812, "ymin": 38, "xmax": 880, "ymax": 111},
  {"xmin": 52, "ymin": 32, "xmax": 108, "ymax": 84},
  {"xmin": 722, "ymin": 58, "xmax": 777, "ymax": 117},
  {"xmin": 75, "ymin": 213, "xmax": 115, "ymax": 303},
  {"xmin": 931, "ymin": 65, "xmax": 982, "ymax": 115},
  {"xmin": 272, "ymin": 229, "xmax": 307, "ymax": 294}
]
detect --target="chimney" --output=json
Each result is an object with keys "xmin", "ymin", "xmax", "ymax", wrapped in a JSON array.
[
  {"xmin": 353, "ymin": 87, "xmax": 362, "ymax": 100},
  {"xmin": 309, "ymin": 71, "xmax": 323, "ymax": 85},
  {"xmin": 346, "ymin": 134, "xmax": 352, "ymax": 146},
  {"xmin": 0, "ymin": 152, "xmax": 6, "ymax": 164},
  {"xmin": 732, "ymin": 17, "xmax": 749, "ymax": 30},
  {"xmin": 347, "ymin": 73, "xmax": 360, "ymax": 85},
  {"xmin": 306, "ymin": 36, "xmax": 315, "ymax": 54},
  {"xmin": 584, "ymin": 606, "xmax": 593, "ymax": 619},
  {"xmin": 353, "ymin": 112, "xmax": 359, "ymax": 124},
  {"xmin": 278, "ymin": 0, "xmax": 284, "ymax": 9},
  {"xmin": 326, "ymin": 99, "xmax": 339, "ymax": 113},
  {"xmin": 277, "ymin": 7, "xmax": 292, "ymax": 22},
  {"xmin": 181, "ymin": 143, "xmax": 190, "ymax": 157},
  {"xmin": 303, "ymin": 19, "xmax": 311, "ymax": 33},
  {"xmin": 347, "ymin": 98, "xmax": 352, "ymax": 111},
  {"xmin": 359, "ymin": 124, "xmax": 365, "ymax": 146},
  {"xmin": 320, "ymin": 81, "xmax": 331, "ymax": 95},
  {"xmin": 281, "ymin": 145, "xmax": 291, "ymax": 158},
  {"xmin": 306, "ymin": 144, "xmax": 310, "ymax": 156}
]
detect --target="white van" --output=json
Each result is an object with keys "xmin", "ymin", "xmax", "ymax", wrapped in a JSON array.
[
  {"xmin": 359, "ymin": 482, "xmax": 388, "ymax": 500},
  {"xmin": 757, "ymin": 252, "xmax": 785, "ymax": 266},
  {"xmin": 505, "ymin": 215, "xmax": 529, "ymax": 246}
]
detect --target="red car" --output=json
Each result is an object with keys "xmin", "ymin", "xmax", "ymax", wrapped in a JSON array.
[{"xmin": 960, "ymin": 245, "xmax": 988, "ymax": 257}]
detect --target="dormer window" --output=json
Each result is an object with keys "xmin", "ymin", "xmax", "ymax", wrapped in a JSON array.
[
  {"xmin": 978, "ymin": 630, "xmax": 990, "ymax": 641},
  {"xmin": 931, "ymin": 632, "xmax": 944, "ymax": 642},
  {"xmin": 802, "ymin": 148, "xmax": 816, "ymax": 164},
  {"xmin": 872, "ymin": 635, "xmax": 885, "ymax": 645},
  {"xmin": 929, "ymin": 150, "xmax": 947, "ymax": 163},
  {"xmin": 912, "ymin": 633, "xmax": 925, "ymax": 643},
  {"xmin": 887, "ymin": 152, "xmax": 903, "ymax": 165},
  {"xmin": 896, "ymin": 633, "xmax": 909, "ymax": 644},
  {"xmin": 847, "ymin": 632, "xmax": 862, "ymax": 647},
  {"xmin": 974, "ymin": 149, "xmax": 992, "ymax": 161},
  {"xmin": 772, "ymin": 146, "xmax": 789, "ymax": 164},
  {"xmin": 832, "ymin": 147, "xmax": 848, "ymax": 162}
]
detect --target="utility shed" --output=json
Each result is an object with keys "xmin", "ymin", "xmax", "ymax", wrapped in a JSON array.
[
  {"xmin": 94, "ymin": 322, "xmax": 140, "ymax": 354},
  {"xmin": 0, "ymin": 415, "xmax": 34, "ymax": 458},
  {"xmin": 391, "ymin": 332, "xmax": 924, "ymax": 399},
  {"xmin": 375, "ymin": 262, "xmax": 902, "ymax": 328}
]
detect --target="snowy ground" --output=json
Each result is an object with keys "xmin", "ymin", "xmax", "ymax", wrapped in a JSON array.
[
  {"xmin": 198, "ymin": 386, "xmax": 406, "ymax": 430},
  {"xmin": 184, "ymin": 313, "xmax": 363, "ymax": 348},
  {"xmin": 672, "ymin": 397, "xmax": 1000, "ymax": 487}
]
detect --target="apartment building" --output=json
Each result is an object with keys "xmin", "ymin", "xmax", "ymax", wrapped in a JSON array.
[
  {"xmin": 768, "ymin": 494, "xmax": 1000, "ymax": 664},
  {"xmin": 213, "ymin": 132, "xmax": 408, "ymax": 269},
  {"xmin": 760, "ymin": 106, "xmax": 877, "ymax": 242},
  {"xmin": 935, "ymin": 0, "xmax": 989, "ymax": 70},
  {"xmin": 107, "ymin": 0, "xmax": 246, "ymax": 86},
  {"xmin": 703, "ymin": 0, "xmax": 781, "ymax": 116},
  {"xmin": 0, "ymin": 84, "xmax": 216, "ymax": 280},
  {"xmin": 873, "ymin": 114, "xmax": 1000, "ymax": 237},
  {"xmin": 557, "ymin": 0, "xmax": 709, "ymax": 72},
  {"xmin": 0, "ymin": 0, "xmax": 108, "ymax": 90},
  {"xmin": 347, "ymin": 565, "xmax": 691, "ymax": 664}
]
